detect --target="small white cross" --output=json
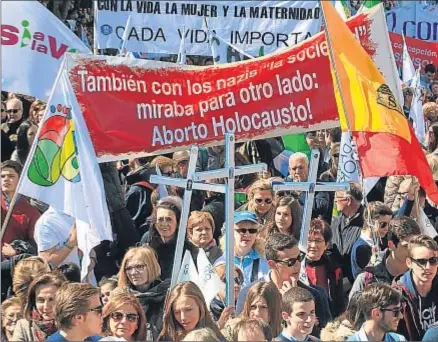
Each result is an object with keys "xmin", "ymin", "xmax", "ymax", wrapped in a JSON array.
[{"xmin": 272, "ymin": 149, "xmax": 350, "ymax": 251}]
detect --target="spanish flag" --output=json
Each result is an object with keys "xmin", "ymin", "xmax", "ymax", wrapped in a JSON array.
[{"xmin": 321, "ymin": 1, "xmax": 438, "ymax": 204}]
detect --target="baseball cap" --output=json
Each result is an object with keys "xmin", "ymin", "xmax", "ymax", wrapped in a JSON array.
[{"xmin": 234, "ymin": 211, "xmax": 258, "ymax": 225}]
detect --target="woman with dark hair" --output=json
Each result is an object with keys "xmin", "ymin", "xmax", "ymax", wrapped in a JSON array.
[
  {"xmin": 11, "ymin": 120, "xmax": 38, "ymax": 166},
  {"xmin": 268, "ymin": 196, "xmax": 302, "ymax": 240},
  {"xmin": 159, "ymin": 281, "xmax": 224, "ymax": 341},
  {"xmin": 141, "ymin": 197, "xmax": 198, "ymax": 280},
  {"xmin": 12, "ymin": 271, "xmax": 67, "ymax": 341}
]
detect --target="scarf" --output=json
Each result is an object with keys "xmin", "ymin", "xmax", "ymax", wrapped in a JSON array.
[{"xmin": 31, "ymin": 311, "xmax": 58, "ymax": 341}]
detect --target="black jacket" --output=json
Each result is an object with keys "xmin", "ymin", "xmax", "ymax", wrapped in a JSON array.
[
  {"xmin": 143, "ymin": 232, "xmax": 199, "ymax": 280},
  {"xmin": 330, "ymin": 205, "xmax": 365, "ymax": 283},
  {"xmin": 129, "ymin": 278, "xmax": 170, "ymax": 340}
]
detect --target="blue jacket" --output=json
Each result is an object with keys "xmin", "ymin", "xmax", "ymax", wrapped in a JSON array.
[
  {"xmin": 214, "ymin": 248, "xmax": 269, "ymax": 288},
  {"xmin": 46, "ymin": 331, "xmax": 101, "ymax": 341},
  {"xmin": 347, "ymin": 330, "xmax": 406, "ymax": 341},
  {"xmin": 423, "ymin": 324, "xmax": 438, "ymax": 341}
]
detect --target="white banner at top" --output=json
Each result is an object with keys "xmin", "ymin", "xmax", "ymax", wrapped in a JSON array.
[{"xmin": 94, "ymin": 0, "xmax": 322, "ymax": 61}]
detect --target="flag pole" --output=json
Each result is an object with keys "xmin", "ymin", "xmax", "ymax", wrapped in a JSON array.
[{"xmin": 0, "ymin": 57, "xmax": 68, "ymax": 241}]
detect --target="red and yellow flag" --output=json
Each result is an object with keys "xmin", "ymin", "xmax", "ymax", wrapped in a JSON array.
[{"xmin": 321, "ymin": 1, "xmax": 438, "ymax": 204}]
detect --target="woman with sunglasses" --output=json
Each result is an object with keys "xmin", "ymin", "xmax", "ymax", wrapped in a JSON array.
[
  {"xmin": 118, "ymin": 246, "xmax": 170, "ymax": 340},
  {"xmin": 241, "ymin": 282, "xmax": 282, "ymax": 337},
  {"xmin": 215, "ymin": 211, "xmax": 269, "ymax": 288},
  {"xmin": 158, "ymin": 281, "xmax": 224, "ymax": 341},
  {"xmin": 268, "ymin": 196, "xmax": 303, "ymax": 240},
  {"xmin": 238, "ymin": 179, "xmax": 275, "ymax": 237},
  {"xmin": 12, "ymin": 271, "xmax": 67, "ymax": 341},
  {"xmin": 142, "ymin": 197, "xmax": 199, "ymax": 281},
  {"xmin": 102, "ymin": 289, "xmax": 149, "ymax": 341},
  {"xmin": 1, "ymin": 296, "xmax": 22, "ymax": 341},
  {"xmin": 210, "ymin": 264, "xmax": 244, "ymax": 324}
]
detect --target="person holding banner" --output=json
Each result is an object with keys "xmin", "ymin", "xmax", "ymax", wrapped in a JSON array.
[
  {"xmin": 141, "ymin": 198, "xmax": 199, "ymax": 281},
  {"xmin": 158, "ymin": 281, "xmax": 223, "ymax": 341},
  {"xmin": 117, "ymin": 246, "xmax": 170, "ymax": 339},
  {"xmin": 214, "ymin": 211, "xmax": 269, "ymax": 288}
]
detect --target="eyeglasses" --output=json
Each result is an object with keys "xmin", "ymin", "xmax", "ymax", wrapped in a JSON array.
[
  {"xmin": 411, "ymin": 257, "xmax": 438, "ymax": 267},
  {"xmin": 88, "ymin": 305, "xmax": 103, "ymax": 315},
  {"xmin": 235, "ymin": 228, "xmax": 258, "ymax": 235},
  {"xmin": 274, "ymin": 252, "xmax": 305, "ymax": 267},
  {"xmin": 380, "ymin": 306, "xmax": 403, "ymax": 317},
  {"xmin": 177, "ymin": 160, "xmax": 189, "ymax": 166},
  {"xmin": 254, "ymin": 198, "xmax": 273, "ymax": 204},
  {"xmin": 110, "ymin": 311, "xmax": 139, "ymax": 322},
  {"xmin": 308, "ymin": 238, "xmax": 325, "ymax": 245},
  {"xmin": 125, "ymin": 264, "xmax": 146, "ymax": 272},
  {"xmin": 223, "ymin": 275, "xmax": 244, "ymax": 286},
  {"xmin": 6, "ymin": 109, "xmax": 20, "ymax": 114},
  {"xmin": 379, "ymin": 221, "xmax": 389, "ymax": 229}
]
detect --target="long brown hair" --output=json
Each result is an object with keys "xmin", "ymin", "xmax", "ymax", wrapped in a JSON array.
[
  {"xmin": 269, "ymin": 196, "xmax": 302, "ymax": 239},
  {"xmin": 102, "ymin": 289, "xmax": 147, "ymax": 341},
  {"xmin": 158, "ymin": 282, "xmax": 223, "ymax": 341},
  {"xmin": 23, "ymin": 271, "xmax": 67, "ymax": 320},
  {"xmin": 241, "ymin": 282, "xmax": 282, "ymax": 336}
]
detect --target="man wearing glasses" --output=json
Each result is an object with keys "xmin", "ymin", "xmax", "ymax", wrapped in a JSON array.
[
  {"xmin": 236, "ymin": 233, "xmax": 332, "ymax": 331},
  {"xmin": 349, "ymin": 217, "xmax": 421, "ymax": 301},
  {"xmin": 347, "ymin": 283, "xmax": 407, "ymax": 341},
  {"xmin": 394, "ymin": 235, "xmax": 438, "ymax": 341},
  {"xmin": 1, "ymin": 98, "xmax": 24, "ymax": 143},
  {"xmin": 47, "ymin": 283, "xmax": 103, "ymax": 341}
]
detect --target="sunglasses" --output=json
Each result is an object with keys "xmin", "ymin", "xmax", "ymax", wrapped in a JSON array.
[
  {"xmin": 274, "ymin": 252, "xmax": 305, "ymax": 267},
  {"xmin": 162, "ymin": 171, "xmax": 173, "ymax": 176},
  {"xmin": 380, "ymin": 306, "xmax": 403, "ymax": 317},
  {"xmin": 110, "ymin": 312, "xmax": 139, "ymax": 323},
  {"xmin": 379, "ymin": 221, "xmax": 389, "ymax": 229},
  {"xmin": 6, "ymin": 109, "xmax": 20, "ymax": 114},
  {"xmin": 88, "ymin": 305, "xmax": 103, "ymax": 315},
  {"xmin": 125, "ymin": 264, "xmax": 146, "ymax": 272},
  {"xmin": 236, "ymin": 228, "xmax": 258, "ymax": 235},
  {"xmin": 254, "ymin": 198, "xmax": 273, "ymax": 204},
  {"xmin": 223, "ymin": 275, "xmax": 244, "ymax": 286},
  {"xmin": 411, "ymin": 257, "xmax": 438, "ymax": 267}
]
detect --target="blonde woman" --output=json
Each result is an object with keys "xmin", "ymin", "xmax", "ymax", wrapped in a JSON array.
[
  {"xmin": 1, "ymin": 297, "xmax": 22, "ymax": 341},
  {"xmin": 187, "ymin": 211, "xmax": 222, "ymax": 264},
  {"xmin": 158, "ymin": 282, "xmax": 223, "ymax": 341},
  {"xmin": 102, "ymin": 289, "xmax": 150, "ymax": 341},
  {"xmin": 238, "ymin": 180, "xmax": 275, "ymax": 236},
  {"xmin": 118, "ymin": 246, "xmax": 169, "ymax": 338}
]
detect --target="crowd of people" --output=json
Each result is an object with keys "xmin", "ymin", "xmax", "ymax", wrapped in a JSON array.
[{"xmin": 2, "ymin": 1, "xmax": 438, "ymax": 341}]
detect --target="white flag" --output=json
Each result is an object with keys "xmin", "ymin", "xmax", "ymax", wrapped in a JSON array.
[
  {"xmin": 177, "ymin": 26, "xmax": 187, "ymax": 65},
  {"xmin": 177, "ymin": 250, "xmax": 200, "ymax": 286},
  {"xmin": 118, "ymin": 15, "xmax": 132, "ymax": 56},
  {"xmin": 334, "ymin": 0, "xmax": 348, "ymax": 20},
  {"xmin": 337, "ymin": 132, "xmax": 379, "ymax": 196},
  {"xmin": 197, "ymin": 249, "xmax": 224, "ymax": 308},
  {"xmin": 1, "ymin": 1, "xmax": 90, "ymax": 100},
  {"xmin": 409, "ymin": 67, "xmax": 426, "ymax": 143},
  {"xmin": 419, "ymin": 208, "xmax": 438, "ymax": 238},
  {"xmin": 17, "ymin": 64, "xmax": 112, "ymax": 280},
  {"xmin": 402, "ymin": 33, "xmax": 415, "ymax": 83}
]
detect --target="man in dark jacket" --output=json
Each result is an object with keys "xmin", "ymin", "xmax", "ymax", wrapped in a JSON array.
[
  {"xmin": 287, "ymin": 152, "xmax": 330, "ymax": 222},
  {"xmin": 349, "ymin": 216, "xmax": 421, "ymax": 300},
  {"xmin": 395, "ymin": 235, "xmax": 438, "ymax": 341},
  {"xmin": 237, "ymin": 233, "xmax": 332, "ymax": 333},
  {"xmin": 330, "ymin": 183, "xmax": 364, "ymax": 283}
]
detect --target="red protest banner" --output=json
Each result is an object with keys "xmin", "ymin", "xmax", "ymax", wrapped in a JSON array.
[
  {"xmin": 66, "ymin": 8, "xmax": 389, "ymax": 161},
  {"xmin": 389, "ymin": 32, "xmax": 438, "ymax": 72}
]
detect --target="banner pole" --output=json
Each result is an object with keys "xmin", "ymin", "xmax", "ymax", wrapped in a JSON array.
[{"xmin": 1, "ymin": 56, "xmax": 68, "ymax": 241}]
